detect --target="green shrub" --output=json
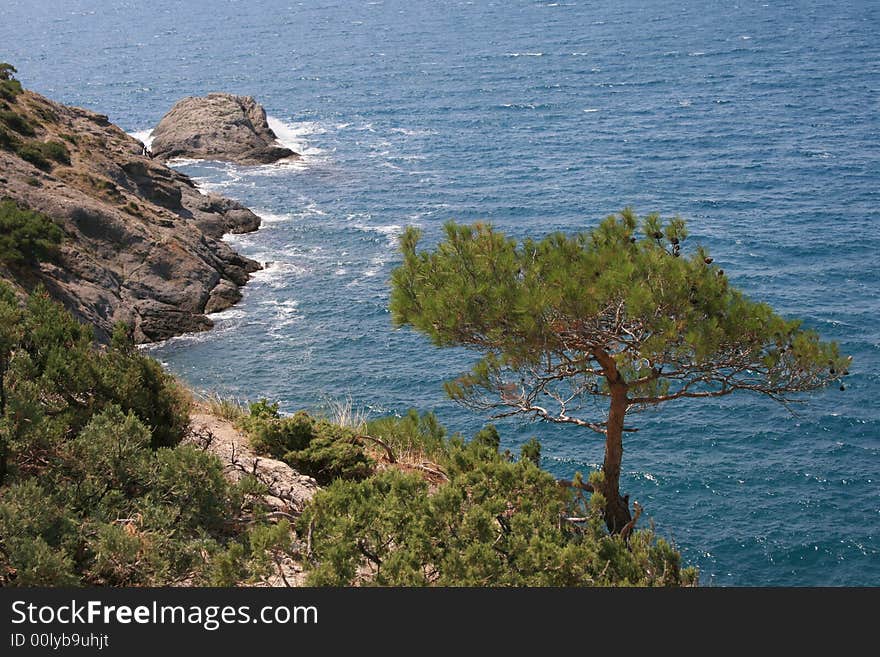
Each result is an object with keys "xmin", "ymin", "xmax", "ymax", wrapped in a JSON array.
[
  {"xmin": 40, "ymin": 140, "xmax": 70, "ymax": 165},
  {"xmin": 284, "ymin": 425, "xmax": 373, "ymax": 484},
  {"xmin": 0, "ymin": 198, "xmax": 63, "ymax": 265},
  {"xmin": 0, "ymin": 109, "xmax": 34, "ymax": 136},
  {"xmin": 243, "ymin": 410, "xmax": 313, "ymax": 458},
  {"xmin": 242, "ymin": 410, "xmax": 373, "ymax": 484},
  {"xmin": 0, "ymin": 126, "xmax": 16, "ymax": 150},
  {"xmin": 300, "ymin": 431, "xmax": 697, "ymax": 587},
  {"xmin": 239, "ymin": 408, "xmax": 373, "ymax": 484},
  {"xmin": 248, "ymin": 398, "xmax": 280, "ymax": 419},
  {"xmin": 0, "ymin": 63, "xmax": 17, "ymax": 82},
  {"xmin": 0, "ymin": 80, "xmax": 23, "ymax": 102},
  {"xmin": 14, "ymin": 140, "xmax": 70, "ymax": 170},
  {"xmin": 365, "ymin": 409, "xmax": 449, "ymax": 461},
  {"xmin": 0, "ymin": 288, "xmax": 282, "ymax": 586},
  {"xmin": 0, "ymin": 64, "xmax": 23, "ymax": 101},
  {"xmin": 99, "ymin": 327, "xmax": 191, "ymax": 449},
  {"xmin": 15, "ymin": 143, "xmax": 49, "ymax": 170}
]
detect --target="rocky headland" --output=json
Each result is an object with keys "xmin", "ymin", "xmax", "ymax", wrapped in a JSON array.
[
  {"xmin": 150, "ymin": 93, "xmax": 299, "ymax": 165},
  {"xmin": 0, "ymin": 82, "xmax": 272, "ymax": 343}
]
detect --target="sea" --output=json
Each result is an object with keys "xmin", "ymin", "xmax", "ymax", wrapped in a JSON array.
[{"xmin": 2, "ymin": 0, "xmax": 877, "ymax": 586}]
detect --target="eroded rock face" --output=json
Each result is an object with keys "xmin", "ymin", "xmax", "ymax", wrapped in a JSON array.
[
  {"xmin": 150, "ymin": 93, "xmax": 298, "ymax": 165},
  {"xmin": 0, "ymin": 88, "xmax": 263, "ymax": 343}
]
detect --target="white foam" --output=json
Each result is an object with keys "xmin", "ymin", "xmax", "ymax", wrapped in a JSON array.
[
  {"xmin": 389, "ymin": 127, "xmax": 434, "ymax": 137},
  {"xmin": 267, "ymin": 116, "xmax": 325, "ymax": 160},
  {"xmin": 130, "ymin": 128, "xmax": 154, "ymax": 149},
  {"xmin": 259, "ymin": 298, "xmax": 300, "ymax": 323},
  {"xmin": 255, "ymin": 210, "xmax": 292, "ymax": 224},
  {"xmin": 208, "ymin": 307, "xmax": 247, "ymax": 320},
  {"xmin": 505, "ymin": 52, "xmax": 543, "ymax": 57},
  {"xmin": 252, "ymin": 261, "xmax": 310, "ymax": 288},
  {"xmin": 583, "ymin": 108, "xmax": 599, "ymax": 113},
  {"xmin": 166, "ymin": 156, "xmax": 206, "ymax": 167},
  {"xmin": 352, "ymin": 220, "xmax": 405, "ymax": 248},
  {"xmin": 363, "ymin": 253, "xmax": 387, "ymax": 277}
]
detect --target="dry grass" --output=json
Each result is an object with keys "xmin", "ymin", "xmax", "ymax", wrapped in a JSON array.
[
  {"xmin": 197, "ymin": 391, "xmax": 248, "ymax": 422},
  {"xmin": 322, "ymin": 394, "xmax": 369, "ymax": 433}
]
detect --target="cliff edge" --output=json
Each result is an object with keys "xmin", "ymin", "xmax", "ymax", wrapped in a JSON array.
[{"xmin": 0, "ymin": 77, "xmax": 264, "ymax": 343}]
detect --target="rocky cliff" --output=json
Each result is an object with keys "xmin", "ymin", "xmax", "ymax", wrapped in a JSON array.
[
  {"xmin": 150, "ymin": 93, "xmax": 298, "ymax": 165},
  {"xmin": 0, "ymin": 83, "xmax": 264, "ymax": 343}
]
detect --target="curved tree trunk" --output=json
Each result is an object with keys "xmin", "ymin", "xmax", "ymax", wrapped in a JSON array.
[{"xmin": 601, "ymin": 381, "xmax": 632, "ymax": 533}]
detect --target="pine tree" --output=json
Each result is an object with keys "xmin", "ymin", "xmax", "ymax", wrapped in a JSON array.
[{"xmin": 390, "ymin": 209, "xmax": 849, "ymax": 532}]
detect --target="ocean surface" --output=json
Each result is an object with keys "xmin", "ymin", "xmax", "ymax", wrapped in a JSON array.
[{"xmin": 2, "ymin": 0, "xmax": 877, "ymax": 586}]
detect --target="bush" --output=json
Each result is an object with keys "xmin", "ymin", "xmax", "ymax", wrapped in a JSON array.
[
  {"xmin": 242, "ymin": 409, "xmax": 312, "ymax": 458},
  {"xmin": 0, "ymin": 127, "xmax": 17, "ymax": 150},
  {"xmin": 39, "ymin": 140, "xmax": 71, "ymax": 165},
  {"xmin": 0, "ymin": 287, "xmax": 282, "ymax": 586},
  {"xmin": 0, "ymin": 198, "xmax": 63, "ymax": 265},
  {"xmin": 15, "ymin": 143, "xmax": 49, "ymax": 170},
  {"xmin": 284, "ymin": 425, "xmax": 373, "ymax": 484},
  {"xmin": 0, "ymin": 64, "xmax": 23, "ymax": 102},
  {"xmin": 0, "ymin": 63, "xmax": 17, "ymax": 82},
  {"xmin": 1, "ymin": 287, "xmax": 191, "ymax": 477},
  {"xmin": 0, "ymin": 109, "xmax": 34, "ymax": 136},
  {"xmin": 365, "ymin": 409, "xmax": 449, "ymax": 461},
  {"xmin": 299, "ymin": 417, "xmax": 698, "ymax": 587},
  {"xmin": 15, "ymin": 140, "xmax": 70, "ymax": 170},
  {"xmin": 242, "ymin": 410, "xmax": 373, "ymax": 484}
]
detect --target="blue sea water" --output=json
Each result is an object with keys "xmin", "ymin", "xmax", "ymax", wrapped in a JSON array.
[{"xmin": 2, "ymin": 0, "xmax": 878, "ymax": 586}]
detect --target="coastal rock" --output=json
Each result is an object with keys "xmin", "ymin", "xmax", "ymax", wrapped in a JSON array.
[
  {"xmin": 0, "ymin": 87, "xmax": 263, "ymax": 343},
  {"xmin": 150, "ymin": 93, "xmax": 298, "ymax": 165}
]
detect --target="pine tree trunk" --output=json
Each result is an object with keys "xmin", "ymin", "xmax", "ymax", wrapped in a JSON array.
[{"xmin": 602, "ymin": 382, "xmax": 632, "ymax": 533}]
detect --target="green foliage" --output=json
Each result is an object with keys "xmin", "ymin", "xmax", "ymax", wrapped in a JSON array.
[
  {"xmin": 202, "ymin": 392, "xmax": 247, "ymax": 421},
  {"xmin": 0, "ymin": 286, "xmax": 291, "ymax": 586},
  {"xmin": 391, "ymin": 210, "xmax": 845, "ymax": 403},
  {"xmin": 365, "ymin": 409, "xmax": 449, "ymax": 461},
  {"xmin": 0, "ymin": 63, "xmax": 17, "ymax": 82},
  {"xmin": 284, "ymin": 427, "xmax": 373, "ymax": 484},
  {"xmin": 241, "ymin": 410, "xmax": 312, "ymax": 458},
  {"xmin": 390, "ymin": 209, "xmax": 848, "ymax": 531},
  {"xmin": 15, "ymin": 140, "xmax": 70, "ymax": 171},
  {"xmin": 300, "ymin": 423, "xmax": 696, "ymax": 586},
  {"xmin": 0, "ymin": 199, "xmax": 63, "ymax": 265},
  {"xmin": 0, "ymin": 63, "xmax": 22, "ymax": 101},
  {"xmin": 248, "ymin": 397, "xmax": 280, "ymax": 419},
  {"xmin": 0, "ymin": 127, "xmax": 15, "ymax": 149},
  {"xmin": 15, "ymin": 144, "xmax": 49, "ymax": 170},
  {"xmin": 97, "ymin": 333, "xmax": 191, "ymax": 449},
  {"xmin": 242, "ymin": 410, "xmax": 373, "ymax": 485},
  {"xmin": 39, "ymin": 140, "xmax": 70, "ymax": 165},
  {"xmin": 520, "ymin": 437, "xmax": 541, "ymax": 467},
  {"xmin": 2, "ymin": 291, "xmax": 189, "ymax": 450},
  {"xmin": 0, "ymin": 109, "xmax": 34, "ymax": 136},
  {"xmin": 205, "ymin": 520, "xmax": 299, "ymax": 587}
]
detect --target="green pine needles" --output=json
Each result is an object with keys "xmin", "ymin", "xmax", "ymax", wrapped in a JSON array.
[
  {"xmin": 390, "ymin": 209, "xmax": 849, "ymax": 532},
  {"xmin": 0, "ymin": 199, "xmax": 63, "ymax": 266},
  {"xmin": 300, "ymin": 411, "xmax": 696, "ymax": 586}
]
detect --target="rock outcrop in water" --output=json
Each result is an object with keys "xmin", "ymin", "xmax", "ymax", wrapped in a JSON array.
[
  {"xmin": 0, "ymin": 83, "xmax": 263, "ymax": 343},
  {"xmin": 150, "ymin": 93, "xmax": 298, "ymax": 165}
]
